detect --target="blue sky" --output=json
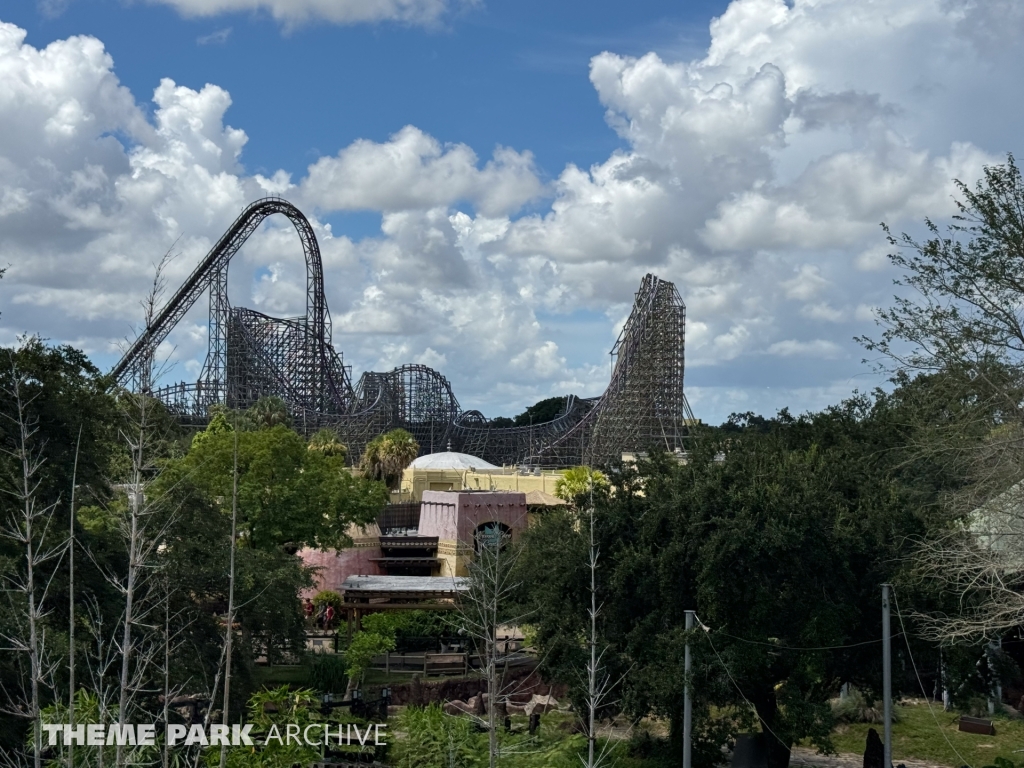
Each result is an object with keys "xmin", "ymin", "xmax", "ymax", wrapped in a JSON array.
[
  {"xmin": 0, "ymin": 0, "xmax": 1020, "ymax": 423},
  {"xmin": 6, "ymin": 0, "xmax": 722, "ymax": 204}
]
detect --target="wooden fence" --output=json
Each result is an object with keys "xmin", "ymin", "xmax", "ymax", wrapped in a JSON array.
[{"xmin": 369, "ymin": 651, "xmax": 533, "ymax": 677}]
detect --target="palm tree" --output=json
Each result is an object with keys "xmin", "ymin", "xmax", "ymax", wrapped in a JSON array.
[
  {"xmin": 308, "ymin": 428, "xmax": 348, "ymax": 461},
  {"xmin": 359, "ymin": 428, "xmax": 420, "ymax": 489},
  {"xmin": 554, "ymin": 466, "xmax": 609, "ymax": 505},
  {"xmin": 246, "ymin": 395, "xmax": 291, "ymax": 429}
]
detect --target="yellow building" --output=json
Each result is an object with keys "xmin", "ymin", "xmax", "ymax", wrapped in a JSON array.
[{"xmin": 395, "ymin": 451, "xmax": 567, "ymax": 503}]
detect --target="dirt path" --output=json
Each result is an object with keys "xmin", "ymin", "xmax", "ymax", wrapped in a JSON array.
[{"xmin": 790, "ymin": 747, "xmax": 952, "ymax": 768}]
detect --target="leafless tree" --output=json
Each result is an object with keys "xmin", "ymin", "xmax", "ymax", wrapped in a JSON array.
[
  {"xmin": 861, "ymin": 156, "xmax": 1024, "ymax": 642},
  {"xmin": 579, "ymin": 495, "xmax": 628, "ymax": 768},
  {"xmin": 911, "ymin": 472, "xmax": 1024, "ymax": 642},
  {"xmin": 101, "ymin": 251, "xmax": 178, "ymax": 767},
  {"xmin": 452, "ymin": 508, "xmax": 533, "ymax": 768},
  {"xmin": 0, "ymin": 355, "xmax": 67, "ymax": 768},
  {"xmin": 67, "ymin": 426, "xmax": 82, "ymax": 768}
]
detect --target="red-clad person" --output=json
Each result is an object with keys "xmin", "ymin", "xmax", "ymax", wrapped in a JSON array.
[
  {"xmin": 325, "ymin": 603, "xmax": 335, "ymax": 630},
  {"xmin": 303, "ymin": 598, "xmax": 314, "ymax": 625}
]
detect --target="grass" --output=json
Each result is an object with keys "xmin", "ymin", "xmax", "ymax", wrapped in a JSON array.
[
  {"xmin": 252, "ymin": 665, "xmax": 307, "ymax": 687},
  {"xmin": 826, "ymin": 701, "xmax": 1024, "ymax": 767},
  {"xmin": 255, "ymin": 669, "xmax": 1024, "ymax": 768}
]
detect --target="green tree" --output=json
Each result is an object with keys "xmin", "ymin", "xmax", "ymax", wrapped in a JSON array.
[
  {"xmin": 861, "ymin": 155, "xmax": 1024, "ymax": 639},
  {"xmin": 150, "ymin": 422, "xmax": 387, "ymax": 714},
  {"xmin": 519, "ymin": 393, "xmax": 949, "ymax": 768},
  {"xmin": 553, "ymin": 466, "xmax": 609, "ymax": 506},
  {"xmin": 160, "ymin": 423, "xmax": 386, "ymax": 551},
  {"xmin": 190, "ymin": 409, "xmax": 236, "ymax": 449},
  {"xmin": 345, "ymin": 613, "xmax": 404, "ymax": 683},
  {"xmin": 513, "ymin": 396, "xmax": 568, "ymax": 426},
  {"xmin": 866, "ymin": 155, "xmax": 1024, "ymax": 383},
  {"xmin": 308, "ymin": 428, "xmax": 348, "ymax": 461},
  {"xmin": 359, "ymin": 428, "xmax": 419, "ymax": 489},
  {"xmin": 0, "ymin": 340, "xmax": 122, "ymax": 756},
  {"xmin": 0, "ymin": 339, "xmax": 120, "ymax": 505},
  {"xmin": 486, "ymin": 396, "xmax": 574, "ymax": 430}
]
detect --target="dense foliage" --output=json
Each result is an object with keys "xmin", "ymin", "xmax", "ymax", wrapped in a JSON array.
[
  {"xmin": 489, "ymin": 396, "xmax": 572, "ymax": 429},
  {"xmin": 158, "ymin": 420, "xmax": 385, "ymax": 551},
  {"xmin": 0, "ymin": 352, "xmax": 389, "ymax": 756},
  {"xmin": 8, "ymin": 159, "xmax": 1024, "ymax": 768},
  {"xmin": 518, "ymin": 382, "xmax": 989, "ymax": 768}
]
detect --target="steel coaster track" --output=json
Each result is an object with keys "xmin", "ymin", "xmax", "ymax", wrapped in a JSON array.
[
  {"xmin": 111, "ymin": 197, "xmax": 349, "ymax": 408},
  {"xmin": 110, "ymin": 199, "xmax": 692, "ymax": 467}
]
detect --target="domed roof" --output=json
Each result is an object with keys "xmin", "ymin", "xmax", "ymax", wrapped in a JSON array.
[{"xmin": 408, "ymin": 451, "xmax": 499, "ymax": 471}]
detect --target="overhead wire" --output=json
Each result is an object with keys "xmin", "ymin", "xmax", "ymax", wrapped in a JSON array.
[
  {"xmin": 890, "ymin": 587, "xmax": 974, "ymax": 768},
  {"xmin": 715, "ymin": 632, "xmax": 897, "ymax": 652},
  {"xmin": 695, "ymin": 614, "xmax": 814, "ymax": 766},
  {"xmin": 698, "ymin": 607, "xmax": 973, "ymax": 768}
]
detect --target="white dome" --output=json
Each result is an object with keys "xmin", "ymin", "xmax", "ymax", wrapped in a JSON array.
[{"xmin": 408, "ymin": 451, "xmax": 499, "ymax": 470}]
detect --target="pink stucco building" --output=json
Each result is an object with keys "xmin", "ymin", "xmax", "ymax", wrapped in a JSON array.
[{"xmin": 299, "ymin": 490, "xmax": 528, "ymax": 596}]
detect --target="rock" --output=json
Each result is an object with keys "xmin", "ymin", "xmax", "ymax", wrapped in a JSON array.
[
  {"xmin": 471, "ymin": 694, "xmax": 485, "ymax": 716},
  {"xmin": 525, "ymin": 694, "xmax": 560, "ymax": 716},
  {"xmin": 444, "ymin": 700, "xmax": 474, "ymax": 716}
]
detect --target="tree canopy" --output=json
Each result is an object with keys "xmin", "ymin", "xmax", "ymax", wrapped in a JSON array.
[
  {"xmin": 862, "ymin": 155, "xmax": 1024, "ymax": 640},
  {"xmin": 159, "ymin": 421, "xmax": 386, "ymax": 551},
  {"xmin": 489, "ymin": 395, "xmax": 573, "ymax": 429},
  {"xmin": 518, "ymin": 388, "xmax": 962, "ymax": 768},
  {"xmin": 553, "ymin": 466, "xmax": 609, "ymax": 505},
  {"xmin": 359, "ymin": 428, "xmax": 419, "ymax": 489}
]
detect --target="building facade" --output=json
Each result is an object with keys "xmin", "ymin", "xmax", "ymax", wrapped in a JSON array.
[{"xmin": 299, "ymin": 487, "xmax": 529, "ymax": 596}]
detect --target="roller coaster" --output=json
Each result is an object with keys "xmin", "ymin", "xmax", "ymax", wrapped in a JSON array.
[{"xmin": 111, "ymin": 198, "xmax": 694, "ymax": 467}]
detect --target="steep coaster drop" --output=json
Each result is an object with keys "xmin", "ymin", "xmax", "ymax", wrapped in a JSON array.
[{"xmin": 111, "ymin": 198, "xmax": 694, "ymax": 467}]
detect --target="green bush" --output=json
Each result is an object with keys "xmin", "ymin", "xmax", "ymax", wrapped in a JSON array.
[
  {"xmin": 395, "ymin": 610, "xmax": 456, "ymax": 651},
  {"xmin": 982, "ymin": 758, "xmax": 1020, "ymax": 768},
  {"xmin": 313, "ymin": 589, "xmax": 343, "ymax": 612},
  {"xmin": 390, "ymin": 704, "xmax": 480, "ymax": 768},
  {"xmin": 305, "ymin": 650, "xmax": 349, "ymax": 694},
  {"xmin": 831, "ymin": 687, "xmax": 900, "ymax": 724}
]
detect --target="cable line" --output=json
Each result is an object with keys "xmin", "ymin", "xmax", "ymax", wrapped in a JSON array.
[
  {"xmin": 890, "ymin": 587, "xmax": 973, "ymax": 768},
  {"xmin": 696, "ymin": 614, "xmax": 815, "ymax": 766},
  {"xmin": 715, "ymin": 631, "xmax": 896, "ymax": 651}
]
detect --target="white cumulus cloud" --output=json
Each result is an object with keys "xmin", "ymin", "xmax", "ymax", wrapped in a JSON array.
[
  {"xmin": 300, "ymin": 126, "xmax": 543, "ymax": 217},
  {"xmin": 2, "ymin": 0, "xmax": 1023, "ymax": 422},
  {"xmin": 145, "ymin": 0, "xmax": 463, "ymax": 29}
]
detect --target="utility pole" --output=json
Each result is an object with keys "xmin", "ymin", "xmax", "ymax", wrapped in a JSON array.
[
  {"xmin": 684, "ymin": 610, "xmax": 694, "ymax": 768},
  {"xmin": 882, "ymin": 584, "xmax": 892, "ymax": 768},
  {"xmin": 220, "ymin": 423, "xmax": 240, "ymax": 768}
]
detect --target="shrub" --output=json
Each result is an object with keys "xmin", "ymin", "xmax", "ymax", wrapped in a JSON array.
[
  {"xmin": 304, "ymin": 650, "xmax": 348, "ymax": 694},
  {"xmin": 313, "ymin": 589, "xmax": 343, "ymax": 612},
  {"xmin": 831, "ymin": 687, "xmax": 900, "ymax": 724},
  {"xmin": 390, "ymin": 704, "xmax": 480, "ymax": 768}
]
